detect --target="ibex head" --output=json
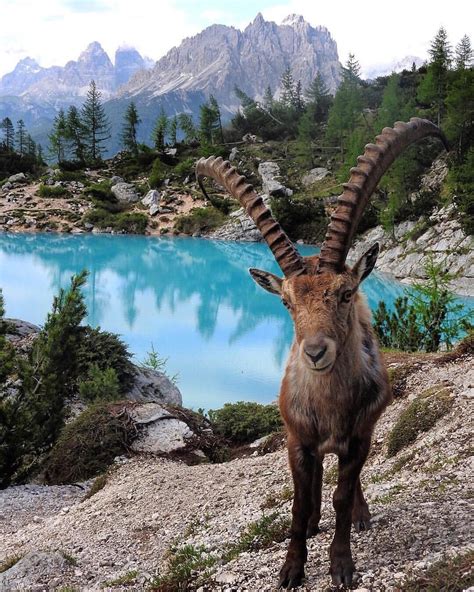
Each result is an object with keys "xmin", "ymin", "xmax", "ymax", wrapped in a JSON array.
[{"xmin": 196, "ymin": 118, "xmax": 448, "ymax": 373}]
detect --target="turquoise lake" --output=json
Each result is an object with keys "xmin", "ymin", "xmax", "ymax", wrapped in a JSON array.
[{"xmin": 0, "ymin": 233, "xmax": 472, "ymax": 409}]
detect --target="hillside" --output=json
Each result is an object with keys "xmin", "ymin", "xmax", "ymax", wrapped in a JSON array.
[{"xmin": 0, "ymin": 348, "xmax": 472, "ymax": 590}]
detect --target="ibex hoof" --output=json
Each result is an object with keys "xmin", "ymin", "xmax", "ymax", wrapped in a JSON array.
[
  {"xmin": 278, "ymin": 560, "xmax": 305, "ymax": 589},
  {"xmin": 353, "ymin": 518, "xmax": 371, "ymax": 532},
  {"xmin": 330, "ymin": 555, "xmax": 355, "ymax": 587}
]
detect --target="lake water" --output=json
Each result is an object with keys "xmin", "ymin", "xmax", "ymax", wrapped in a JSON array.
[{"xmin": 0, "ymin": 233, "xmax": 472, "ymax": 409}]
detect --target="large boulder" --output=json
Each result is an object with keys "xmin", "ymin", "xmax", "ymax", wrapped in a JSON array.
[
  {"xmin": 8, "ymin": 172, "xmax": 27, "ymax": 184},
  {"xmin": 128, "ymin": 367, "xmax": 182, "ymax": 405},
  {"xmin": 0, "ymin": 551, "xmax": 72, "ymax": 591},
  {"xmin": 130, "ymin": 403, "xmax": 194, "ymax": 453},
  {"xmin": 141, "ymin": 189, "xmax": 160, "ymax": 207},
  {"xmin": 257, "ymin": 161, "xmax": 292, "ymax": 197},
  {"xmin": 111, "ymin": 182, "xmax": 140, "ymax": 203}
]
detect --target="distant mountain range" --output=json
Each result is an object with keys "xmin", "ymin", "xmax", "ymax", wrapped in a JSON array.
[
  {"xmin": 0, "ymin": 13, "xmax": 422, "ymax": 156},
  {"xmin": 363, "ymin": 56, "xmax": 425, "ymax": 80}
]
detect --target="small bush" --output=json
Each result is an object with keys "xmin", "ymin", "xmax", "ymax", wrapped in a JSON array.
[
  {"xmin": 174, "ymin": 157, "xmax": 196, "ymax": 178},
  {"xmin": 79, "ymin": 365, "xmax": 120, "ymax": 402},
  {"xmin": 174, "ymin": 207, "xmax": 225, "ymax": 234},
  {"xmin": 387, "ymin": 386, "xmax": 453, "ymax": 457},
  {"xmin": 76, "ymin": 326, "xmax": 135, "ymax": 394},
  {"xmin": 82, "ymin": 209, "xmax": 148, "ymax": 234},
  {"xmin": 83, "ymin": 472, "xmax": 108, "ymax": 500},
  {"xmin": 84, "ymin": 181, "xmax": 114, "ymax": 202},
  {"xmin": 270, "ymin": 194, "xmax": 327, "ymax": 243},
  {"xmin": 149, "ymin": 158, "xmax": 168, "ymax": 188},
  {"xmin": 44, "ymin": 403, "xmax": 136, "ymax": 484},
  {"xmin": 208, "ymin": 401, "xmax": 282, "ymax": 445},
  {"xmin": 38, "ymin": 184, "xmax": 69, "ymax": 198},
  {"xmin": 150, "ymin": 544, "xmax": 217, "ymax": 591},
  {"xmin": 56, "ymin": 170, "xmax": 86, "ymax": 183}
]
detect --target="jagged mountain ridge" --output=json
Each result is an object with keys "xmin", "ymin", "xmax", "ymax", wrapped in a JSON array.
[
  {"xmin": 118, "ymin": 13, "xmax": 341, "ymax": 115},
  {"xmin": 363, "ymin": 55, "xmax": 425, "ymax": 80},
  {"xmin": 0, "ymin": 42, "xmax": 151, "ymax": 103}
]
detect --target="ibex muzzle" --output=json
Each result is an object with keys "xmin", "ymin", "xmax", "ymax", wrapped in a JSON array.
[{"xmin": 197, "ymin": 118, "xmax": 448, "ymax": 588}]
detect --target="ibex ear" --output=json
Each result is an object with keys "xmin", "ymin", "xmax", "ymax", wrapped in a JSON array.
[
  {"xmin": 249, "ymin": 268, "xmax": 283, "ymax": 295},
  {"xmin": 352, "ymin": 243, "xmax": 379, "ymax": 284}
]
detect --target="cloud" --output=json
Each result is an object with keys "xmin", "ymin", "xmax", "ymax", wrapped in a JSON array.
[{"xmin": 61, "ymin": 0, "xmax": 111, "ymax": 12}]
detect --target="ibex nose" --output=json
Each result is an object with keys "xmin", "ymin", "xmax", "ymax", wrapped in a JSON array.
[{"xmin": 304, "ymin": 344, "xmax": 327, "ymax": 364}]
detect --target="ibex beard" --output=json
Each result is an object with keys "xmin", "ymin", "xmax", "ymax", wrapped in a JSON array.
[{"xmin": 196, "ymin": 117, "xmax": 448, "ymax": 588}]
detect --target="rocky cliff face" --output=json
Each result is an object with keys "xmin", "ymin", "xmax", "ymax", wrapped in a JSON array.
[{"xmin": 118, "ymin": 13, "xmax": 341, "ymax": 116}]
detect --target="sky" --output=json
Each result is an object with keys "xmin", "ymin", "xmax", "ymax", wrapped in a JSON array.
[{"xmin": 0, "ymin": 0, "xmax": 473, "ymax": 78}]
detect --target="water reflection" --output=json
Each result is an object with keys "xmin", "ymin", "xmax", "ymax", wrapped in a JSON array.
[{"xmin": 0, "ymin": 233, "xmax": 470, "ymax": 409}]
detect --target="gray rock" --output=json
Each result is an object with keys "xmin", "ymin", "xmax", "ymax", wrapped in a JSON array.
[
  {"xmin": 5, "ymin": 318, "xmax": 40, "ymax": 338},
  {"xmin": 301, "ymin": 167, "xmax": 329, "ymax": 186},
  {"xmin": 165, "ymin": 147, "xmax": 177, "ymax": 156},
  {"xmin": 149, "ymin": 204, "xmax": 160, "ymax": 216},
  {"xmin": 84, "ymin": 222, "xmax": 94, "ymax": 231},
  {"xmin": 258, "ymin": 161, "xmax": 292, "ymax": 197},
  {"xmin": 2, "ymin": 181, "xmax": 13, "ymax": 191},
  {"xmin": 0, "ymin": 551, "xmax": 71, "ymax": 590},
  {"xmin": 110, "ymin": 175, "xmax": 124, "ymax": 186},
  {"xmin": 229, "ymin": 147, "xmax": 239, "ymax": 162},
  {"xmin": 130, "ymin": 403, "xmax": 194, "ymax": 453},
  {"xmin": 111, "ymin": 182, "xmax": 140, "ymax": 203},
  {"xmin": 7, "ymin": 172, "xmax": 26, "ymax": 183},
  {"xmin": 142, "ymin": 189, "xmax": 160, "ymax": 207},
  {"xmin": 128, "ymin": 367, "xmax": 182, "ymax": 405}
]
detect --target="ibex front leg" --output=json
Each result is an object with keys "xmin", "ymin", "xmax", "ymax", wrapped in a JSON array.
[
  {"xmin": 279, "ymin": 436, "xmax": 314, "ymax": 589},
  {"xmin": 330, "ymin": 437, "xmax": 370, "ymax": 587}
]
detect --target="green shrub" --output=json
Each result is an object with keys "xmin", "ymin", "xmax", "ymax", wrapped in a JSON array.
[
  {"xmin": 174, "ymin": 207, "xmax": 225, "ymax": 234},
  {"xmin": 84, "ymin": 181, "xmax": 114, "ymax": 202},
  {"xmin": 150, "ymin": 544, "xmax": 217, "ymax": 591},
  {"xmin": 174, "ymin": 157, "xmax": 196, "ymax": 178},
  {"xmin": 76, "ymin": 326, "xmax": 135, "ymax": 394},
  {"xmin": 402, "ymin": 550, "xmax": 474, "ymax": 592},
  {"xmin": 79, "ymin": 365, "xmax": 120, "ymax": 402},
  {"xmin": 38, "ymin": 184, "xmax": 69, "ymax": 198},
  {"xmin": 208, "ymin": 401, "xmax": 283, "ymax": 444},
  {"xmin": 450, "ymin": 147, "xmax": 474, "ymax": 235},
  {"xmin": 149, "ymin": 158, "xmax": 168, "ymax": 188},
  {"xmin": 44, "ymin": 402, "xmax": 136, "ymax": 484},
  {"xmin": 387, "ymin": 386, "xmax": 453, "ymax": 457},
  {"xmin": 56, "ymin": 170, "xmax": 86, "ymax": 183},
  {"xmin": 270, "ymin": 194, "xmax": 327, "ymax": 243},
  {"xmin": 374, "ymin": 258, "xmax": 473, "ymax": 352},
  {"xmin": 82, "ymin": 209, "xmax": 148, "ymax": 234}
]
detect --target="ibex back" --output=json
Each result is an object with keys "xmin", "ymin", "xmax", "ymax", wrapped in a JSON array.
[{"xmin": 197, "ymin": 118, "xmax": 448, "ymax": 588}]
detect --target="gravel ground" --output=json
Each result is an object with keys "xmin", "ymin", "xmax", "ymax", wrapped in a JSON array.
[{"xmin": 0, "ymin": 354, "xmax": 472, "ymax": 591}]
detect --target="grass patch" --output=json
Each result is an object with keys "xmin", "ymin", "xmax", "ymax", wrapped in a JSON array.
[
  {"xmin": 403, "ymin": 550, "xmax": 474, "ymax": 591},
  {"xmin": 150, "ymin": 544, "xmax": 217, "ymax": 591},
  {"xmin": 224, "ymin": 512, "xmax": 290, "ymax": 562},
  {"xmin": 38, "ymin": 184, "xmax": 69, "ymax": 198},
  {"xmin": 60, "ymin": 550, "xmax": 78, "ymax": 566},
  {"xmin": 0, "ymin": 555, "xmax": 22, "ymax": 573},
  {"xmin": 261, "ymin": 485, "xmax": 293, "ymax": 510},
  {"xmin": 83, "ymin": 472, "xmax": 109, "ymax": 500},
  {"xmin": 103, "ymin": 569, "xmax": 138, "ymax": 587},
  {"xmin": 82, "ymin": 208, "xmax": 148, "ymax": 234},
  {"xmin": 373, "ymin": 484, "xmax": 406, "ymax": 504},
  {"xmin": 174, "ymin": 207, "xmax": 225, "ymax": 235},
  {"xmin": 387, "ymin": 386, "xmax": 453, "ymax": 457},
  {"xmin": 84, "ymin": 181, "xmax": 114, "ymax": 202}
]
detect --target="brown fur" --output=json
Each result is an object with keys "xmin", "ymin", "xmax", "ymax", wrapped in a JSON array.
[{"xmin": 251, "ymin": 252, "xmax": 391, "ymax": 589}]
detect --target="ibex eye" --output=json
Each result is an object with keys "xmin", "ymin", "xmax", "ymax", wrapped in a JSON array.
[{"xmin": 342, "ymin": 290, "xmax": 352, "ymax": 302}]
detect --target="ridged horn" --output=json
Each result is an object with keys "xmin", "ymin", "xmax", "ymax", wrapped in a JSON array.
[
  {"xmin": 196, "ymin": 155, "xmax": 305, "ymax": 277},
  {"xmin": 318, "ymin": 117, "xmax": 449, "ymax": 272}
]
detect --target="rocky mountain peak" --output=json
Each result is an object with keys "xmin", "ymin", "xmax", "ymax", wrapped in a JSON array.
[{"xmin": 281, "ymin": 13, "xmax": 306, "ymax": 27}]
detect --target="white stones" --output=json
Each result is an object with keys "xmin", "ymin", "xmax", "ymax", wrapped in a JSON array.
[
  {"xmin": 111, "ymin": 182, "xmax": 140, "ymax": 203},
  {"xmin": 141, "ymin": 189, "xmax": 160, "ymax": 207},
  {"xmin": 301, "ymin": 167, "xmax": 329, "ymax": 187}
]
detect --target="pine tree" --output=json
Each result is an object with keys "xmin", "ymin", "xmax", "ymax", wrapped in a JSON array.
[
  {"xmin": 293, "ymin": 80, "xmax": 304, "ymax": 111},
  {"xmin": 209, "ymin": 95, "xmax": 224, "ymax": 143},
  {"xmin": 418, "ymin": 27, "xmax": 452, "ymax": 125},
  {"xmin": 445, "ymin": 67, "xmax": 474, "ymax": 156},
  {"xmin": 37, "ymin": 144, "xmax": 44, "ymax": 163},
  {"xmin": 120, "ymin": 101, "xmax": 141, "ymax": 155},
  {"xmin": 178, "ymin": 113, "xmax": 196, "ymax": 143},
  {"xmin": 297, "ymin": 74, "xmax": 332, "ymax": 160},
  {"xmin": 280, "ymin": 67, "xmax": 295, "ymax": 107},
  {"xmin": 65, "ymin": 106, "xmax": 86, "ymax": 163},
  {"xmin": 81, "ymin": 80, "xmax": 111, "ymax": 162},
  {"xmin": 15, "ymin": 119, "xmax": 27, "ymax": 155},
  {"xmin": 455, "ymin": 34, "xmax": 473, "ymax": 69},
  {"xmin": 26, "ymin": 134, "xmax": 36, "ymax": 157},
  {"xmin": 153, "ymin": 108, "xmax": 169, "ymax": 150},
  {"xmin": 0, "ymin": 117, "xmax": 15, "ymax": 151},
  {"xmin": 263, "ymin": 86, "xmax": 274, "ymax": 111},
  {"xmin": 48, "ymin": 109, "xmax": 68, "ymax": 162},
  {"xmin": 199, "ymin": 102, "xmax": 219, "ymax": 145},
  {"xmin": 169, "ymin": 116, "xmax": 178, "ymax": 146}
]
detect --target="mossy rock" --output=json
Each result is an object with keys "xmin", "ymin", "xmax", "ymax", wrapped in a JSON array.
[{"xmin": 386, "ymin": 385, "xmax": 454, "ymax": 457}]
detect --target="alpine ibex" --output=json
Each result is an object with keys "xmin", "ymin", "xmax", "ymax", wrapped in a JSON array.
[{"xmin": 197, "ymin": 118, "xmax": 448, "ymax": 588}]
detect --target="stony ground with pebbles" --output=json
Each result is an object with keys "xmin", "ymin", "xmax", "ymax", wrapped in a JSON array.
[{"xmin": 0, "ymin": 353, "xmax": 473, "ymax": 591}]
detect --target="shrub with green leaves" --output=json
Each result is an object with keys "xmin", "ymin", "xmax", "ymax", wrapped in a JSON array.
[
  {"xmin": 38, "ymin": 184, "xmax": 69, "ymax": 198},
  {"xmin": 270, "ymin": 194, "xmax": 327, "ymax": 243},
  {"xmin": 45, "ymin": 402, "xmax": 136, "ymax": 484},
  {"xmin": 208, "ymin": 401, "xmax": 283, "ymax": 445},
  {"xmin": 83, "ymin": 180, "xmax": 114, "ymax": 202},
  {"xmin": 82, "ymin": 209, "xmax": 147, "ymax": 233},
  {"xmin": 174, "ymin": 207, "xmax": 225, "ymax": 234},
  {"xmin": 374, "ymin": 258, "xmax": 472, "ymax": 352},
  {"xmin": 149, "ymin": 158, "xmax": 168, "ymax": 188},
  {"xmin": 79, "ymin": 365, "xmax": 120, "ymax": 402}
]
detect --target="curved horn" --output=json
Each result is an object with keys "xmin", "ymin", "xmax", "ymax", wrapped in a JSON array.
[
  {"xmin": 318, "ymin": 117, "xmax": 449, "ymax": 272},
  {"xmin": 196, "ymin": 155, "xmax": 305, "ymax": 277}
]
